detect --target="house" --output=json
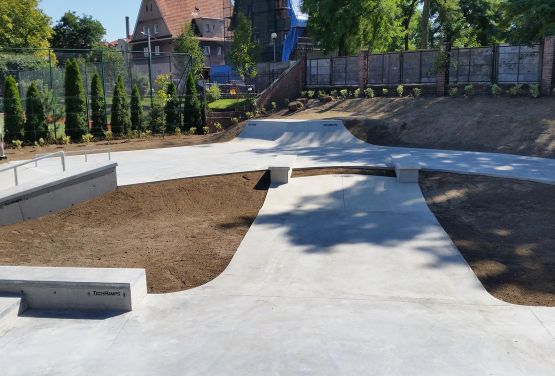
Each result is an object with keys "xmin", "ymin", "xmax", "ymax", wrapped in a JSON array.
[{"xmin": 129, "ymin": 0, "xmax": 232, "ymax": 67}]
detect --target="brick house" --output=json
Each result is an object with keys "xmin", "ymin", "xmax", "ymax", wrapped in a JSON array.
[{"xmin": 129, "ymin": 0, "xmax": 232, "ymax": 67}]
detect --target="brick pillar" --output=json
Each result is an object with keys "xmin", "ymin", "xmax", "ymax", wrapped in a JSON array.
[
  {"xmin": 358, "ymin": 51, "xmax": 369, "ymax": 88},
  {"xmin": 435, "ymin": 44, "xmax": 449, "ymax": 97},
  {"xmin": 541, "ymin": 36, "xmax": 555, "ymax": 96}
]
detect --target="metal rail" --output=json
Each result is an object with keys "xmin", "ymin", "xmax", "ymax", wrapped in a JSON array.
[{"xmin": 0, "ymin": 151, "xmax": 66, "ymax": 187}]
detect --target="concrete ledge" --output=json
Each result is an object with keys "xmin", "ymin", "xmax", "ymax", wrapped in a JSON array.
[
  {"xmin": 0, "ymin": 162, "xmax": 117, "ymax": 226},
  {"xmin": 0, "ymin": 266, "xmax": 147, "ymax": 312},
  {"xmin": 269, "ymin": 166, "xmax": 292, "ymax": 185},
  {"xmin": 390, "ymin": 156, "xmax": 422, "ymax": 184}
]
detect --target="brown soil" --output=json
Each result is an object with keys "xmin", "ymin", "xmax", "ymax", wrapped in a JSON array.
[
  {"xmin": 278, "ymin": 97, "xmax": 555, "ymax": 158},
  {"xmin": 420, "ymin": 172, "xmax": 555, "ymax": 306},
  {"xmin": 0, "ymin": 123, "xmax": 246, "ymax": 164},
  {"xmin": 292, "ymin": 167, "xmax": 395, "ymax": 178},
  {"xmin": 0, "ymin": 171, "xmax": 270, "ymax": 293}
]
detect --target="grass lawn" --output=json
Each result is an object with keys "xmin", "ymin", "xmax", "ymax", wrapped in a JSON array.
[{"xmin": 208, "ymin": 98, "xmax": 250, "ymax": 111}]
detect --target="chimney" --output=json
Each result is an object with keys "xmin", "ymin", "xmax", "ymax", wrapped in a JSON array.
[{"xmin": 125, "ymin": 16, "xmax": 130, "ymax": 39}]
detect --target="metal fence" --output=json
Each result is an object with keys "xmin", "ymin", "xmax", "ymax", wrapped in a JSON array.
[
  {"xmin": 306, "ymin": 57, "xmax": 358, "ymax": 87},
  {"xmin": 0, "ymin": 48, "xmax": 191, "ymax": 141}
]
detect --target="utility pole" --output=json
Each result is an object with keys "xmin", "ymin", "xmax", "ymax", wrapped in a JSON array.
[
  {"xmin": 142, "ymin": 29, "xmax": 155, "ymax": 109},
  {"xmin": 0, "ymin": 131, "xmax": 7, "ymax": 160}
]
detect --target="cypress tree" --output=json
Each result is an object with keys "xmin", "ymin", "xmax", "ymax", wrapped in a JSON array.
[
  {"xmin": 64, "ymin": 59, "xmax": 88, "ymax": 140},
  {"xmin": 165, "ymin": 82, "xmax": 180, "ymax": 132},
  {"xmin": 183, "ymin": 72, "xmax": 202, "ymax": 132},
  {"xmin": 130, "ymin": 84, "xmax": 143, "ymax": 131},
  {"xmin": 110, "ymin": 75, "xmax": 131, "ymax": 135},
  {"xmin": 24, "ymin": 82, "xmax": 48, "ymax": 142},
  {"xmin": 3, "ymin": 76, "xmax": 25, "ymax": 142},
  {"xmin": 90, "ymin": 71, "xmax": 106, "ymax": 137}
]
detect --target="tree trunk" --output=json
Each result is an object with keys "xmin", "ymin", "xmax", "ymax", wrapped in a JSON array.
[{"xmin": 420, "ymin": 0, "xmax": 431, "ymax": 49}]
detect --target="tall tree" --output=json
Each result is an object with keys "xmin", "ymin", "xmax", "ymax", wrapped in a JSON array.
[
  {"xmin": 504, "ymin": 0, "xmax": 555, "ymax": 43},
  {"xmin": 165, "ymin": 82, "xmax": 180, "ymax": 132},
  {"xmin": 400, "ymin": 0, "xmax": 421, "ymax": 50},
  {"xmin": 421, "ymin": 0, "xmax": 431, "ymax": 49},
  {"xmin": 64, "ymin": 59, "xmax": 88, "ymax": 140},
  {"xmin": 24, "ymin": 81, "xmax": 48, "ymax": 142},
  {"xmin": 174, "ymin": 23, "xmax": 205, "ymax": 77},
  {"xmin": 229, "ymin": 13, "xmax": 258, "ymax": 80},
  {"xmin": 0, "ymin": 0, "xmax": 52, "ymax": 50},
  {"xmin": 51, "ymin": 12, "xmax": 106, "ymax": 50},
  {"xmin": 183, "ymin": 72, "xmax": 202, "ymax": 131},
  {"xmin": 3, "ymin": 76, "xmax": 25, "ymax": 142},
  {"xmin": 110, "ymin": 76, "xmax": 131, "ymax": 136},
  {"xmin": 130, "ymin": 85, "xmax": 144, "ymax": 131},
  {"xmin": 90, "ymin": 71, "xmax": 105, "ymax": 137}
]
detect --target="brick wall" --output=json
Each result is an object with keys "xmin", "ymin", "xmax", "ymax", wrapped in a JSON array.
[
  {"xmin": 541, "ymin": 36, "xmax": 555, "ymax": 96},
  {"xmin": 257, "ymin": 59, "xmax": 306, "ymax": 109}
]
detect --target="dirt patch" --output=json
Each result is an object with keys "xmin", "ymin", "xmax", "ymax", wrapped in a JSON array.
[
  {"xmin": 0, "ymin": 123, "xmax": 246, "ymax": 164},
  {"xmin": 277, "ymin": 97, "xmax": 555, "ymax": 158},
  {"xmin": 292, "ymin": 167, "xmax": 395, "ymax": 178},
  {"xmin": 0, "ymin": 171, "xmax": 270, "ymax": 293},
  {"xmin": 420, "ymin": 172, "xmax": 555, "ymax": 306}
]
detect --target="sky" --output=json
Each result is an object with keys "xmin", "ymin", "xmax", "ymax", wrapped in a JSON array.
[{"xmin": 39, "ymin": 0, "xmax": 305, "ymax": 42}]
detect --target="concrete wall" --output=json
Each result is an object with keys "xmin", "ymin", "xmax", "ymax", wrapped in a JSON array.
[
  {"xmin": 257, "ymin": 59, "xmax": 305, "ymax": 109},
  {"xmin": 0, "ymin": 163, "xmax": 118, "ymax": 227}
]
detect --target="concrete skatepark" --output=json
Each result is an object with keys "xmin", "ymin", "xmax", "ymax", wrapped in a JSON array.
[{"xmin": 0, "ymin": 120, "xmax": 554, "ymax": 375}]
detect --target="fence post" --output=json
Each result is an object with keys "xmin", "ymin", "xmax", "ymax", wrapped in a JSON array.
[
  {"xmin": 541, "ymin": 36, "xmax": 555, "ymax": 96},
  {"xmin": 358, "ymin": 50, "xmax": 368, "ymax": 88},
  {"xmin": 100, "ymin": 50, "xmax": 109, "ymax": 129}
]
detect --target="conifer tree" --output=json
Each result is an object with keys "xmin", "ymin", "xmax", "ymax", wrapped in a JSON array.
[
  {"xmin": 110, "ymin": 75, "xmax": 131, "ymax": 135},
  {"xmin": 3, "ymin": 75, "xmax": 25, "ymax": 141},
  {"xmin": 24, "ymin": 81, "xmax": 48, "ymax": 142},
  {"xmin": 130, "ymin": 84, "xmax": 144, "ymax": 131},
  {"xmin": 64, "ymin": 59, "xmax": 88, "ymax": 140},
  {"xmin": 165, "ymin": 82, "xmax": 180, "ymax": 132},
  {"xmin": 183, "ymin": 71, "xmax": 202, "ymax": 131},
  {"xmin": 90, "ymin": 71, "xmax": 105, "ymax": 137}
]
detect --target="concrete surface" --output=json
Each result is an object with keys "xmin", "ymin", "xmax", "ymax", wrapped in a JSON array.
[
  {"xmin": 0, "ymin": 266, "xmax": 147, "ymax": 312},
  {"xmin": 0, "ymin": 175, "xmax": 553, "ymax": 375},
  {"xmin": 0, "ymin": 162, "xmax": 117, "ymax": 226}
]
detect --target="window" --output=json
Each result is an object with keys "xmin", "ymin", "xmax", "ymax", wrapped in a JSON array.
[
  {"xmin": 154, "ymin": 24, "xmax": 159, "ymax": 34},
  {"xmin": 217, "ymin": 46, "xmax": 222, "ymax": 56},
  {"xmin": 154, "ymin": 45, "xmax": 160, "ymax": 56},
  {"xmin": 203, "ymin": 46, "xmax": 210, "ymax": 56},
  {"xmin": 205, "ymin": 24, "xmax": 210, "ymax": 33},
  {"xmin": 143, "ymin": 47, "xmax": 149, "ymax": 57}
]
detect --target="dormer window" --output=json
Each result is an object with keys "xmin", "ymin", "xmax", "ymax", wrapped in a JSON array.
[{"xmin": 154, "ymin": 24, "xmax": 159, "ymax": 34}]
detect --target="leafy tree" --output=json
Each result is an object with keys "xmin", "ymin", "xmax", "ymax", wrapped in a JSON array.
[
  {"xmin": 421, "ymin": 0, "xmax": 431, "ymax": 48},
  {"xmin": 110, "ymin": 76, "xmax": 131, "ymax": 135},
  {"xmin": 165, "ymin": 82, "xmax": 180, "ymax": 132},
  {"xmin": 51, "ymin": 12, "xmax": 106, "ymax": 50},
  {"xmin": 503, "ymin": 0, "xmax": 555, "ymax": 43},
  {"xmin": 42, "ymin": 87, "xmax": 64, "ymax": 140},
  {"xmin": 130, "ymin": 85, "xmax": 144, "ymax": 131},
  {"xmin": 64, "ymin": 59, "xmax": 88, "ymax": 140},
  {"xmin": 24, "ymin": 82, "xmax": 48, "ymax": 142},
  {"xmin": 3, "ymin": 76, "xmax": 25, "ymax": 141},
  {"xmin": 90, "ymin": 71, "xmax": 105, "ymax": 137},
  {"xmin": 229, "ymin": 13, "xmax": 258, "ymax": 80},
  {"xmin": 183, "ymin": 72, "xmax": 202, "ymax": 131},
  {"xmin": 0, "ymin": 0, "xmax": 52, "ymax": 50},
  {"xmin": 174, "ymin": 23, "xmax": 205, "ymax": 77}
]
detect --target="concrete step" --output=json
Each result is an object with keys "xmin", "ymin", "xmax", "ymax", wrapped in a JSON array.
[{"xmin": 0, "ymin": 295, "xmax": 25, "ymax": 335}]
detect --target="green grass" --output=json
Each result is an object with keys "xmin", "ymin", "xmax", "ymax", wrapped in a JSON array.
[{"xmin": 208, "ymin": 98, "xmax": 250, "ymax": 111}]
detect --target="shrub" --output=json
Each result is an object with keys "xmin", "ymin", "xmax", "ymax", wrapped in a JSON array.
[
  {"xmin": 149, "ymin": 102, "xmax": 166, "ymax": 134},
  {"xmin": 318, "ymin": 90, "xmax": 327, "ymax": 98},
  {"xmin": 330, "ymin": 90, "xmax": 338, "ymax": 98},
  {"xmin": 396, "ymin": 85, "xmax": 404, "ymax": 97},
  {"xmin": 126, "ymin": 130, "xmax": 139, "ymax": 139},
  {"xmin": 189, "ymin": 127, "xmax": 197, "ymax": 135},
  {"xmin": 38, "ymin": 137, "xmax": 46, "ymax": 147},
  {"xmin": 12, "ymin": 140, "xmax": 23, "ymax": 150},
  {"xmin": 301, "ymin": 91, "xmax": 307, "ymax": 97},
  {"xmin": 3, "ymin": 76, "xmax": 25, "ymax": 142},
  {"xmin": 464, "ymin": 85, "xmax": 475, "ymax": 97},
  {"xmin": 64, "ymin": 59, "xmax": 88, "ymax": 140},
  {"xmin": 90, "ymin": 71, "xmax": 106, "ymax": 137},
  {"xmin": 529, "ymin": 84, "xmax": 540, "ymax": 98},
  {"xmin": 449, "ymin": 87, "xmax": 459, "ymax": 97},
  {"xmin": 183, "ymin": 72, "xmax": 202, "ymax": 129},
  {"xmin": 231, "ymin": 117, "xmax": 239, "ymax": 126},
  {"xmin": 284, "ymin": 98, "xmax": 290, "ymax": 106},
  {"xmin": 103, "ymin": 130, "xmax": 113, "ymax": 141},
  {"xmin": 165, "ymin": 82, "xmax": 180, "ymax": 132},
  {"xmin": 130, "ymin": 84, "xmax": 144, "ymax": 131},
  {"xmin": 508, "ymin": 84, "xmax": 523, "ymax": 97},
  {"xmin": 271, "ymin": 102, "xmax": 277, "ymax": 112},
  {"xmin": 24, "ymin": 81, "xmax": 48, "ymax": 142},
  {"xmin": 354, "ymin": 88, "xmax": 362, "ymax": 98},
  {"xmin": 412, "ymin": 88, "xmax": 422, "ymax": 97},
  {"xmin": 111, "ymin": 76, "xmax": 131, "ymax": 135},
  {"xmin": 175, "ymin": 127, "xmax": 182, "ymax": 135},
  {"xmin": 203, "ymin": 126, "xmax": 209, "ymax": 135},
  {"xmin": 61, "ymin": 135, "xmax": 71, "ymax": 145},
  {"xmin": 214, "ymin": 122, "xmax": 223, "ymax": 132},
  {"xmin": 307, "ymin": 90, "xmax": 315, "ymax": 98},
  {"xmin": 382, "ymin": 88, "xmax": 389, "ymax": 96},
  {"xmin": 206, "ymin": 84, "xmax": 221, "ymax": 103},
  {"xmin": 82, "ymin": 133, "xmax": 94, "ymax": 144},
  {"xmin": 340, "ymin": 89, "xmax": 348, "ymax": 98},
  {"xmin": 245, "ymin": 111, "xmax": 254, "ymax": 119},
  {"xmin": 364, "ymin": 88, "xmax": 375, "ymax": 98},
  {"xmin": 491, "ymin": 84, "xmax": 503, "ymax": 96}
]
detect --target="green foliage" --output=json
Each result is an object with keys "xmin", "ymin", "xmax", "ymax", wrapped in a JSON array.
[
  {"xmin": 396, "ymin": 85, "xmax": 404, "ymax": 97},
  {"xmin": 354, "ymin": 88, "xmax": 362, "ymax": 98},
  {"xmin": 0, "ymin": 0, "xmax": 52, "ymax": 50},
  {"xmin": 189, "ymin": 127, "xmax": 197, "ymax": 135},
  {"xmin": 12, "ymin": 140, "xmax": 23, "ymax": 150},
  {"xmin": 174, "ymin": 23, "xmax": 205, "ymax": 77},
  {"xmin": 364, "ymin": 88, "xmax": 375, "ymax": 98},
  {"xmin": 165, "ymin": 82, "xmax": 180, "ymax": 132},
  {"xmin": 64, "ymin": 59, "xmax": 88, "ymax": 140},
  {"xmin": 3, "ymin": 76, "xmax": 25, "ymax": 141},
  {"xmin": 183, "ymin": 72, "xmax": 202, "ymax": 130},
  {"xmin": 464, "ymin": 84, "xmax": 475, "ymax": 97},
  {"xmin": 529, "ymin": 84, "xmax": 540, "ymax": 98},
  {"xmin": 90, "ymin": 72, "xmax": 105, "ymax": 137},
  {"xmin": 508, "ymin": 84, "xmax": 523, "ymax": 97},
  {"xmin": 504, "ymin": 0, "xmax": 555, "ymax": 43},
  {"xmin": 130, "ymin": 85, "xmax": 144, "ymax": 131},
  {"xmin": 491, "ymin": 84, "xmax": 503, "ymax": 96},
  {"xmin": 60, "ymin": 135, "xmax": 71, "ymax": 145},
  {"xmin": 245, "ymin": 111, "xmax": 254, "ymax": 119},
  {"xmin": 307, "ymin": 90, "xmax": 316, "ymax": 98},
  {"xmin": 231, "ymin": 117, "xmax": 240, "ymax": 126},
  {"xmin": 24, "ymin": 81, "xmax": 48, "ymax": 142},
  {"xmin": 81, "ymin": 133, "xmax": 94, "ymax": 144},
  {"xmin": 449, "ymin": 87, "xmax": 460, "ymax": 97},
  {"xmin": 214, "ymin": 122, "xmax": 223, "ymax": 132},
  {"xmin": 207, "ymin": 84, "xmax": 222, "ymax": 103},
  {"xmin": 149, "ymin": 103, "xmax": 166, "ymax": 134},
  {"xmin": 271, "ymin": 102, "xmax": 277, "ymax": 112},
  {"xmin": 412, "ymin": 87, "xmax": 423, "ymax": 97},
  {"xmin": 382, "ymin": 88, "xmax": 389, "ymax": 96},
  {"xmin": 203, "ymin": 126, "xmax": 210, "ymax": 135},
  {"xmin": 51, "ymin": 11, "xmax": 106, "ymax": 50},
  {"xmin": 330, "ymin": 90, "xmax": 338, "ymax": 98},
  {"xmin": 340, "ymin": 89, "xmax": 348, "ymax": 98},
  {"xmin": 103, "ymin": 130, "xmax": 113, "ymax": 141},
  {"xmin": 111, "ymin": 76, "xmax": 131, "ymax": 135},
  {"xmin": 229, "ymin": 13, "xmax": 258, "ymax": 80}
]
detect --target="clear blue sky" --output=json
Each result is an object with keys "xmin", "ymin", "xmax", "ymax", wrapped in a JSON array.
[{"xmin": 39, "ymin": 0, "xmax": 305, "ymax": 42}]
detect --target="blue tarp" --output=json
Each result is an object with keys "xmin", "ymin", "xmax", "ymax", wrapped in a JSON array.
[
  {"xmin": 210, "ymin": 65, "xmax": 242, "ymax": 84},
  {"xmin": 282, "ymin": 0, "xmax": 307, "ymax": 62}
]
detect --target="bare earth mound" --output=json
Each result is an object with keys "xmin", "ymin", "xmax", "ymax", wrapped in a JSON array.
[
  {"xmin": 420, "ymin": 172, "xmax": 555, "ymax": 306},
  {"xmin": 0, "ymin": 171, "xmax": 270, "ymax": 293}
]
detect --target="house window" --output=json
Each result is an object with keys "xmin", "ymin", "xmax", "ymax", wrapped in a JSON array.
[
  {"xmin": 154, "ymin": 24, "xmax": 159, "ymax": 34},
  {"xmin": 203, "ymin": 46, "xmax": 210, "ymax": 56},
  {"xmin": 143, "ymin": 47, "xmax": 149, "ymax": 57},
  {"xmin": 205, "ymin": 24, "xmax": 210, "ymax": 33},
  {"xmin": 217, "ymin": 46, "xmax": 222, "ymax": 56},
  {"xmin": 154, "ymin": 45, "xmax": 160, "ymax": 56}
]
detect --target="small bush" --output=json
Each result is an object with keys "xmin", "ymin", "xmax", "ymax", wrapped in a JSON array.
[
  {"xmin": 245, "ymin": 111, "xmax": 254, "ymax": 119},
  {"xmin": 214, "ymin": 122, "xmax": 223, "ymax": 132},
  {"xmin": 82, "ymin": 133, "xmax": 94, "ymax": 144},
  {"xmin": 307, "ymin": 90, "xmax": 315, "ymax": 98},
  {"xmin": 301, "ymin": 91, "xmax": 307, "ymax": 97},
  {"xmin": 203, "ymin": 126, "xmax": 209, "ymax": 135},
  {"xmin": 330, "ymin": 90, "xmax": 338, "ymax": 98},
  {"xmin": 529, "ymin": 84, "xmax": 540, "ymax": 98},
  {"xmin": 231, "ymin": 117, "xmax": 240, "ymax": 126},
  {"xmin": 175, "ymin": 127, "xmax": 182, "ymax": 135},
  {"xmin": 189, "ymin": 127, "xmax": 197, "ymax": 135},
  {"xmin": 12, "ymin": 140, "xmax": 23, "ymax": 150},
  {"xmin": 206, "ymin": 84, "xmax": 221, "ymax": 103},
  {"xmin": 61, "ymin": 135, "xmax": 71, "ymax": 145},
  {"xmin": 103, "ymin": 130, "xmax": 113, "ymax": 141},
  {"xmin": 318, "ymin": 90, "xmax": 327, "ymax": 98},
  {"xmin": 364, "ymin": 88, "xmax": 375, "ymax": 98},
  {"xmin": 396, "ymin": 85, "xmax": 404, "ymax": 97},
  {"xmin": 284, "ymin": 98, "xmax": 290, "ymax": 106},
  {"xmin": 340, "ymin": 89, "xmax": 348, "ymax": 98},
  {"xmin": 126, "ymin": 129, "xmax": 139, "ymax": 139},
  {"xmin": 271, "ymin": 102, "xmax": 277, "ymax": 112},
  {"xmin": 491, "ymin": 84, "xmax": 503, "ymax": 96},
  {"xmin": 382, "ymin": 88, "xmax": 389, "ymax": 96},
  {"xmin": 354, "ymin": 88, "xmax": 362, "ymax": 98},
  {"xmin": 509, "ymin": 84, "xmax": 523, "ymax": 97},
  {"xmin": 38, "ymin": 137, "xmax": 46, "ymax": 147},
  {"xmin": 449, "ymin": 87, "xmax": 459, "ymax": 97},
  {"xmin": 412, "ymin": 88, "xmax": 422, "ymax": 98},
  {"xmin": 464, "ymin": 85, "xmax": 475, "ymax": 97}
]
